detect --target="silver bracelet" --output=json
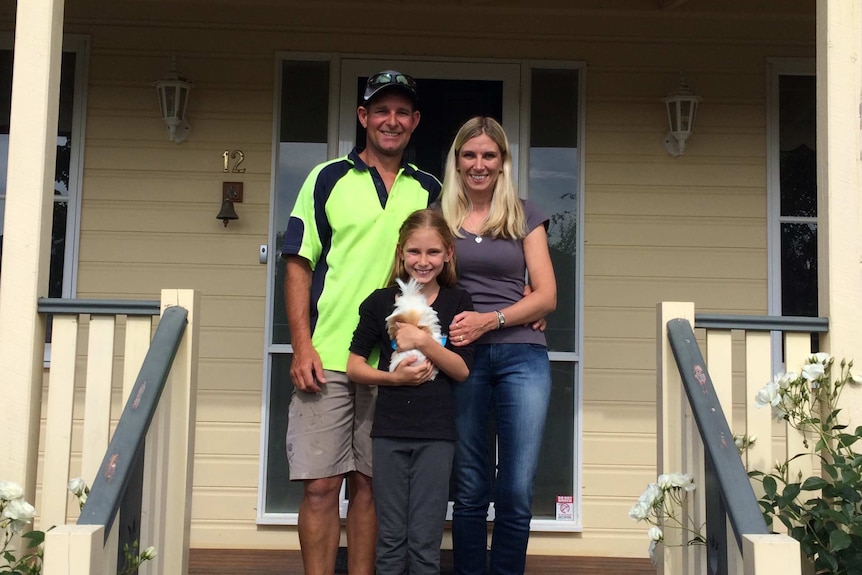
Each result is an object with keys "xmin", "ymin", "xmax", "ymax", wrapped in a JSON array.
[{"xmin": 494, "ymin": 310, "xmax": 506, "ymax": 329}]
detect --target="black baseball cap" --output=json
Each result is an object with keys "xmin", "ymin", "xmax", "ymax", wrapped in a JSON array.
[{"xmin": 363, "ymin": 70, "xmax": 418, "ymax": 105}]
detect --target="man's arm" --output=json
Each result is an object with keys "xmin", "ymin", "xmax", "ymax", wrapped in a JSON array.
[{"xmin": 285, "ymin": 255, "xmax": 326, "ymax": 392}]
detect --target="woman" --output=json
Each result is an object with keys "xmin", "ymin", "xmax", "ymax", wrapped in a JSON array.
[{"xmin": 442, "ymin": 117, "xmax": 557, "ymax": 575}]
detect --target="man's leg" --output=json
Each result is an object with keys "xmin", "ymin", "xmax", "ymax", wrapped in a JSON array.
[
  {"xmin": 298, "ymin": 475, "xmax": 344, "ymax": 575},
  {"xmin": 346, "ymin": 471, "xmax": 376, "ymax": 575},
  {"xmin": 348, "ymin": 378, "xmax": 377, "ymax": 574}
]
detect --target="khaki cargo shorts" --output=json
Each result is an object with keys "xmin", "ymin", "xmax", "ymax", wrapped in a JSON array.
[{"xmin": 286, "ymin": 370, "xmax": 376, "ymax": 480}]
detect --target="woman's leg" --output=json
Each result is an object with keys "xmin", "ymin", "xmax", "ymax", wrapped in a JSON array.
[
  {"xmin": 452, "ymin": 346, "xmax": 493, "ymax": 575},
  {"xmin": 488, "ymin": 344, "xmax": 551, "ymax": 575},
  {"xmin": 407, "ymin": 439, "xmax": 455, "ymax": 575},
  {"xmin": 373, "ymin": 438, "xmax": 410, "ymax": 575}
]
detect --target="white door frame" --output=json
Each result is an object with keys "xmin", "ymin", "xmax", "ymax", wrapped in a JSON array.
[{"xmin": 338, "ymin": 58, "xmax": 521, "ymax": 176}]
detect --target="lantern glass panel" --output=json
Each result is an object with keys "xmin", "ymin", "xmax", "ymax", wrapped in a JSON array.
[
  {"xmin": 165, "ymin": 86, "xmax": 179, "ymax": 118},
  {"xmin": 177, "ymin": 87, "xmax": 188, "ymax": 119}
]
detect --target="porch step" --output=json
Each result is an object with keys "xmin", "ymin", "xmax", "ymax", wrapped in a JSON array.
[{"xmin": 188, "ymin": 547, "xmax": 654, "ymax": 574}]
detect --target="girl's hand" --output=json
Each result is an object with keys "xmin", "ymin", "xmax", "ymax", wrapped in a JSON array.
[
  {"xmin": 391, "ymin": 355, "xmax": 435, "ymax": 385},
  {"xmin": 448, "ymin": 311, "xmax": 494, "ymax": 346},
  {"xmin": 530, "ymin": 318, "xmax": 547, "ymax": 332},
  {"xmin": 393, "ymin": 322, "xmax": 431, "ymax": 352}
]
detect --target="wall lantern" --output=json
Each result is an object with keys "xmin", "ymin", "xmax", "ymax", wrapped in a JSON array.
[
  {"xmin": 154, "ymin": 58, "xmax": 192, "ymax": 144},
  {"xmin": 661, "ymin": 73, "xmax": 701, "ymax": 157}
]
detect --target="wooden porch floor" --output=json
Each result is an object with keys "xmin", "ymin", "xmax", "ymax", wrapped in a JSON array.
[{"xmin": 189, "ymin": 548, "xmax": 655, "ymax": 574}]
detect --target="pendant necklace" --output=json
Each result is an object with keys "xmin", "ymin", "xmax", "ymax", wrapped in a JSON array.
[{"xmin": 466, "ymin": 212, "xmax": 487, "ymax": 244}]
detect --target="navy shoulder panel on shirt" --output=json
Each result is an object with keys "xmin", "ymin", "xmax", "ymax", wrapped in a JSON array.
[{"xmin": 409, "ymin": 167, "xmax": 442, "ymax": 205}]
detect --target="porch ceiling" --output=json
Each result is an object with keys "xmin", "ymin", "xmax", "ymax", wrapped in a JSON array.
[{"xmin": 61, "ymin": 0, "xmax": 811, "ymax": 21}]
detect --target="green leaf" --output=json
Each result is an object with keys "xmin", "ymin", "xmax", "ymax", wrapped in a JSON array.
[
  {"xmin": 839, "ymin": 433, "xmax": 858, "ymax": 448},
  {"xmin": 781, "ymin": 483, "xmax": 801, "ymax": 501},
  {"xmin": 821, "ymin": 509, "xmax": 850, "ymax": 524},
  {"xmin": 763, "ymin": 475, "xmax": 778, "ymax": 498},
  {"xmin": 20, "ymin": 531, "xmax": 44, "ymax": 549},
  {"xmin": 801, "ymin": 476, "xmax": 828, "ymax": 490},
  {"xmin": 821, "ymin": 550, "xmax": 840, "ymax": 572}
]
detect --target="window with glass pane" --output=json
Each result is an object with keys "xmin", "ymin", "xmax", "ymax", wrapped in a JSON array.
[
  {"xmin": 0, "ymin": 49, "xmax": 78, "ymax": 330},
  {"xmin": 778, "ymin": 75, "xmax": 817, "ymax": 321},
  {"xmin": 265, "ymin": 60, "xmax": 330, "ymax": 514},
  {"xmin": 527, "ymin": 67, "xmax": 580, "ymax": 520}
]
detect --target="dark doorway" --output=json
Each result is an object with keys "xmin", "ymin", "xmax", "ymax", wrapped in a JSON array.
[{"xmin": 355, "ymin": 78, "xmax": 504, "ymax": 179}]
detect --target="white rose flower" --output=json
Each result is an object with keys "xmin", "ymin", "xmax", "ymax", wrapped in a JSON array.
[
  {"xmin": 141, "ymin": 546, "xmax": 158, "ymax": 561},
  {"xmin": 810, "ymin": 352, "xmax": 831, "ymax": 365},
  {"xmin": 772, "ymin": 401, "xmax": 789, "ymax": 422},
  {"xmin": 628, "ymin": 500, "xmax": 651, "ymax": 522},
  {"xmin": 0, "ymin": 481, "xmax": 24, "ymax": 502},
  {"xmin": 68, "ymin": 477, "xmax": 88, "ymax": 498},
  {"xmin": 673, "ymin": 472, "xmax": 695, "ymax": 491},
  {"xmin": 755, "ymin": 381, "xmax": 781, "ymax": 409},
  {"xmin": 802, "ymin": 363, "xmax": 825, "ymax": 383},
  {"xmin": 1, "ymin": 498, "xmax": 36, "ymax": 533},
  {"xmin": 776, "ymin": 371, "xmax": 797, "ymax": 390},
  {"xmin": 658, "ymin": 472, "xmax": 694, "ymax": 492},
  {"xmin": 639, "ymin": 482, "xmax": 662, "ymax": 508},
  {"xmin": 648, "ymin": 526, "xmax": 663, "ymax": 541},
  {"xmin": 851, "ymin": 373, "xmax": 862, "ymax": 385}
]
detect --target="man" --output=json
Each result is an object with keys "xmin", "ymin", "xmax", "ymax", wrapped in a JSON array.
[{"xmin": 281, "ymin": 70, "xmax": 441, "ymax": 575}]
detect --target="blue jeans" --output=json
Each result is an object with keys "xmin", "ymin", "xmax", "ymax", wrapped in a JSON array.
[{"xmin": 451, "ymin": 344, "xmax": 552, "ymax": 575}]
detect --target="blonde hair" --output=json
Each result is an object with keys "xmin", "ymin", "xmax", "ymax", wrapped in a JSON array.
[
  {"xmin": 389, "ymin": 209, "xmax": 458, "ymax": 288},
  {"xmin": 440, "ymin": 116, "xmax": 526, "ymax": 240}
]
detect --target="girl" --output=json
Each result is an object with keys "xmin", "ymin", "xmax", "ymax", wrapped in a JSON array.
[{"xmin": 347, "ymin": 208, "xmax": 474, "ymax": 575}]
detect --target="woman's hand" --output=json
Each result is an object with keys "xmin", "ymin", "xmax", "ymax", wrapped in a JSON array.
[
  {"xmin": 449, "ymin": 310, "xmax": 496, "ymax": 347},
  {"xmin": 523, "ymin": 284, "xmax": 547, "ymax": 332}
]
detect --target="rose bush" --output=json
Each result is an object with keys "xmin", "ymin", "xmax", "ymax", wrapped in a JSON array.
[
  {"xmin": 0, "ymin": 482, "xmax": 41, "ymax": 575},
  {"xmin": 628, "ymin": 472, "xmax": 703, "ymax": 562},
  {"xmin": 631, "ymin": 353, "xmax": 862, "ymax": 573},
  {"xmin": 750, "ymin": 353, "xmax": 862, "ymax": 574},
  {"xmin": 0, "ymin": 479, "xmax": 155, "ymax": 575}
]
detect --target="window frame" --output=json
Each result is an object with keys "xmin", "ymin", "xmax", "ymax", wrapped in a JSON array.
[
  {"xmin": 59, "ymin": 35, "xmax": 90, "ymax": 300},
  {"xmin": 0, "ymin": 34, "xmax": 88, "ymax": 300},
  {"xmin": 766, "ymin": 57, "xmax": 816, "ymax": 371}
]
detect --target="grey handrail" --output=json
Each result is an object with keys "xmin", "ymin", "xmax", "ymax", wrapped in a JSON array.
[
  {"xmin": 666, "ymin": 318, "xmax": 769, "ymax": 574},
  {"xmin": 694, "ymin": 314, "xmax": 828, "ymax": 333},
  {"xmin": 76, "ymin": 305, "xmax": 188, "ymax": 540},
  {"xmin": 37, "ymin": 297, "xmax": 160, "ymax": 316}
]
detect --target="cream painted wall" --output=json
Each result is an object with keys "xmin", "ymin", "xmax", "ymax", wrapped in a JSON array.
[{"xmin": 22, "ymin": 0, "xmax": 815, "ymax": 560}]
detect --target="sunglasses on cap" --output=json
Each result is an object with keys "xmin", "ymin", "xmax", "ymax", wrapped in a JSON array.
[
  {"xmin": 363, "ymin": 71, "xmax": 418, "ymax": 103},
  {"xmin": 367, "ymin": 71, "xmax": 416, "ymax": 91}
]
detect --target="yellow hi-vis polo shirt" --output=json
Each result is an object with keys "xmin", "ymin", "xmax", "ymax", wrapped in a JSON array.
[{"xmin": 281, "ymin": 147, "xmax": 441, "ymax": 373}]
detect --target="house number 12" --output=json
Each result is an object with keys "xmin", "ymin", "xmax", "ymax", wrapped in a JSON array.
[{"xmin": 223, "ymin": 150, "xmax": 246, "ymax": 173}]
